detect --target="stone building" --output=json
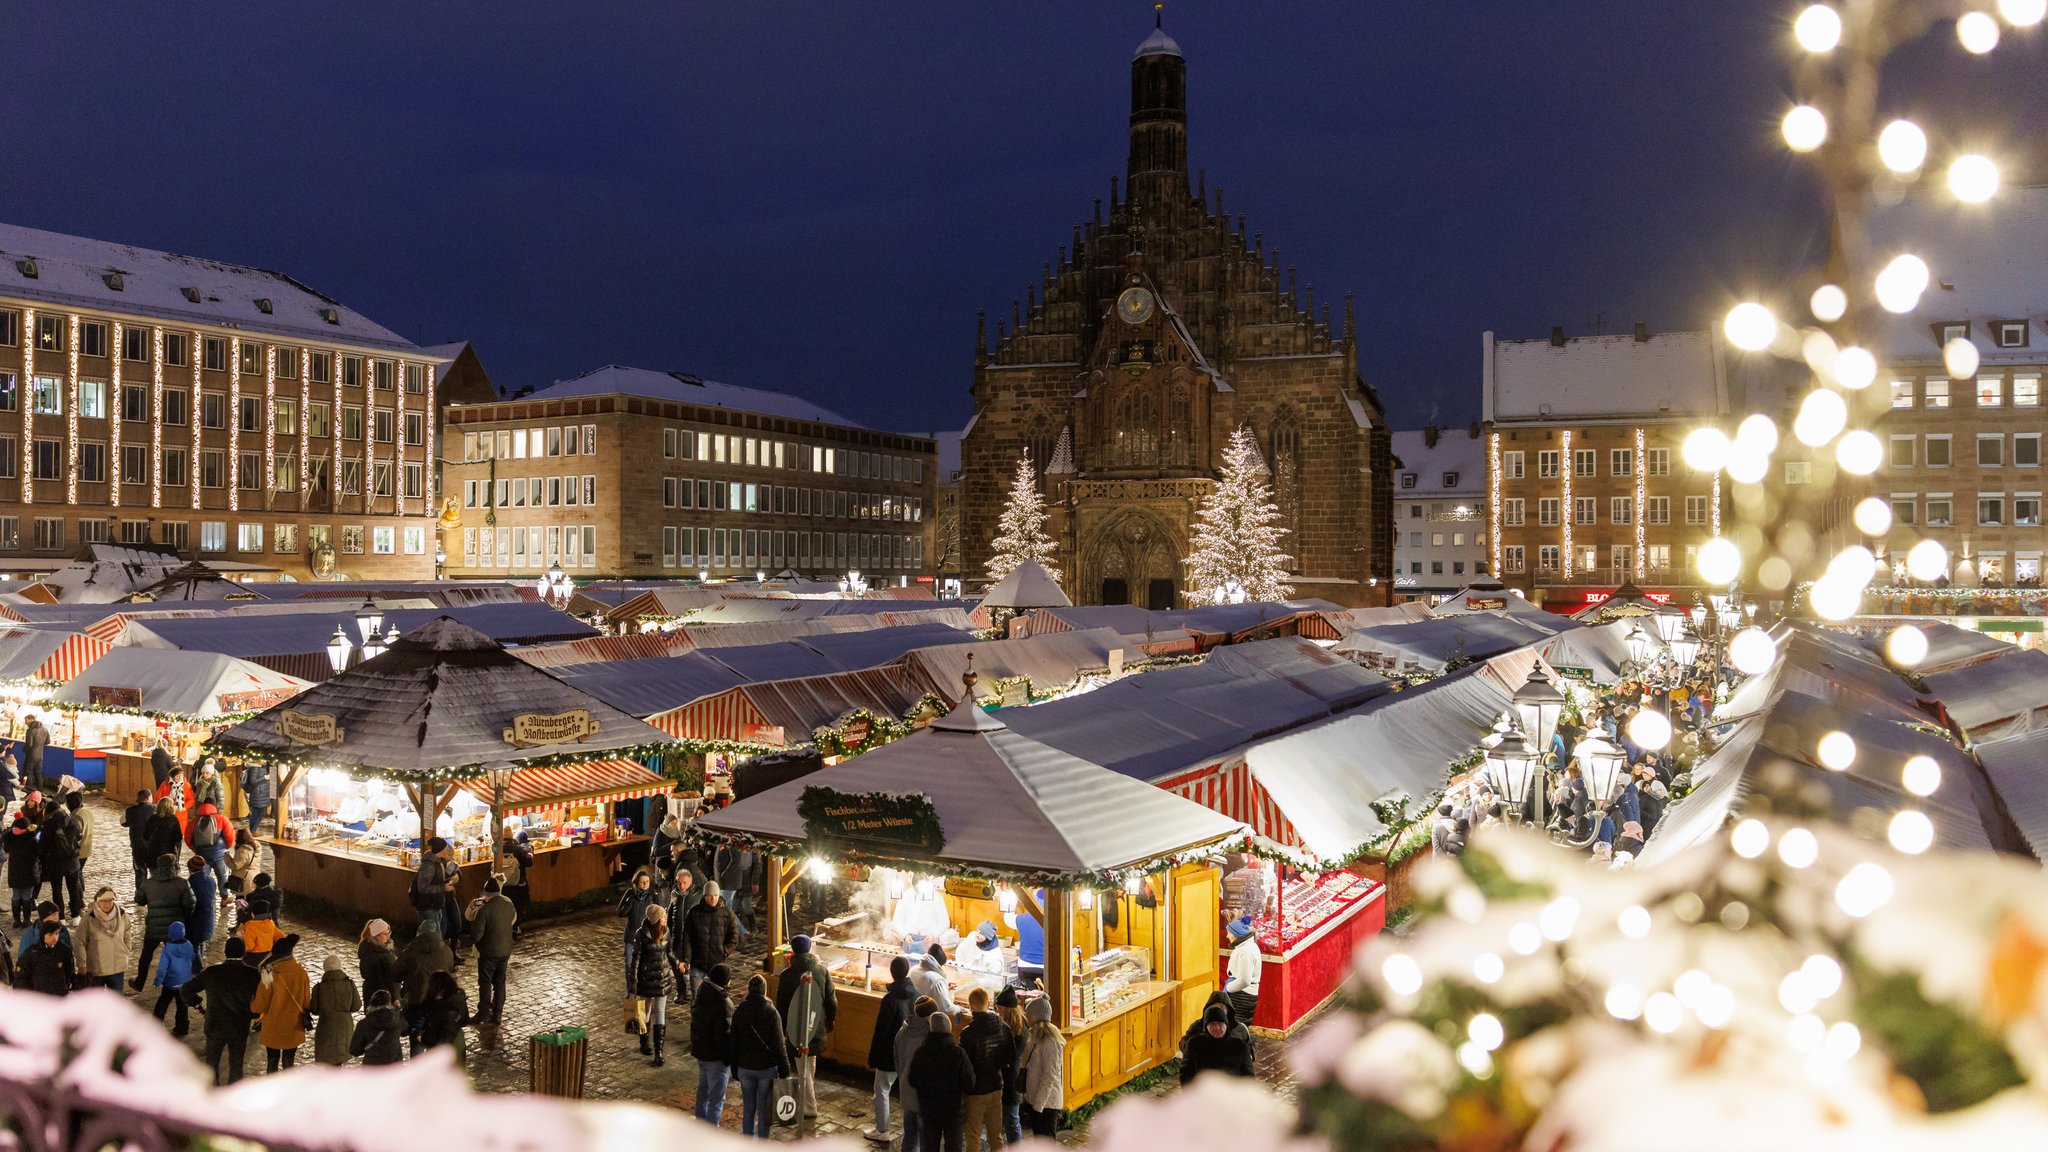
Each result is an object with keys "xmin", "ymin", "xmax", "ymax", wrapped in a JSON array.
[
  {"xmin": 0, "ymin": 222, "xmax": 492, "ymax": 582},
  {"xmin": 1391, "ymin": 425, "xmax": 1490, "ymax": 601},
  {"xmin": 443, "ymin": 366, "xmax": 936, "ymax": 583},
  {"xmin": 958, "ymin": 17, "xmax": 1394, "ymax": 608}
]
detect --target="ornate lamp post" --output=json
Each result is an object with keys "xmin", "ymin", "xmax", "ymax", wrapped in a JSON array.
[
  {"xmin": 355, "ymin": 596, "xmax": 383, "ymax": 644},
  {"xmin": 1481, "ymin": 712, "xmax": 1541, "ymax": 826},
  {"xmin": 325, "ymin": 626, "xmax": 352, "ymax": 674},
  {"xmin": 487, "ymin": 765, "xmax": 516, "ymax": 867},
  {"xmin": 1625, "ymin": 624, "xmax": 1655, "ymax": 669},
  {"xmin": 1670, "ymin": 624, "xmax": 1704, "ymax": 669},
  {"xmin": 1512, "ymin": 667, "xmax": 1566, "ymax": 756}
]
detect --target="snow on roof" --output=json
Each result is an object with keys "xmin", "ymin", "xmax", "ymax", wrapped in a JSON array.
[
  {"xmin": 1975, "ymin": 730, "xmax": 2048, "ymax": 860},
  {"xmin": 1390, "ymin": 429, "xmax": 1488, "ymax": 497},
  {"xmin": 1333, "ymin": 613, "xmax": 1558, "ymax": 674},
  {"xmin": 1135, "ymin": 25, "xmax": 1182, "ymax": 59},
  {"xmin": 123, "ymin": 602, "xmax": 596, "ymax": 660},
  {"xmin": 528, "ymin": 365, "xmax": 860, "ymax": 428},
  {"xmin": 979, "ymin": 559, "xmax": 1071, "ymax": 610},
  {"xmin": 1487, "ymin": 329, "xmax": 1724, "ymax": 422},
  {"xmin": 1921, "ymin": 647, "xmax": 2048, "ymax": 743},
  {"xmin": 902, "ymin": 628, "xmax": 1126, "ymax": 701},
  {"xmin": 0, "ymin": 221, "xmax": 419, "ymax": 351},
  {"xmin": 51, "ymin": 647, "xmax": 311, "ymax": 718},
  {"xmin": 1866, "ymin": 185, "xmax": 2048, "ymax": 367}
]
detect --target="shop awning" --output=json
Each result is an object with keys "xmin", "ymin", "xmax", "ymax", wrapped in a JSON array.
[{"xmin": 459, "ymin": 758, "xmax": 670, "ymax": 816}]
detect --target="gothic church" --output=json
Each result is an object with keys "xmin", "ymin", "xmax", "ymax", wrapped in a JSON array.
[{"xmin": 959, "ymin": 17, "xmax": 1395, "ymax": 608}]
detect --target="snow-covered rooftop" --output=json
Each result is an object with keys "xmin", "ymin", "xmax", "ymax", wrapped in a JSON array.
[
  {"xmin": 0, "ymin": 221, "xmax": 419, "ymax": 351},
  {"xmin": 527, "ymin": 365, "xmax": 860, "ymax": 428},
  {"xmin": 1485, "ymin": 329, "xmax": 1725, "ymax": 422},
  {"xmin": 1390, "ymin": 428, "xmax": 1487, "ymax": 498},
  {"xmin": 1135, "ymin": 25, "xmax": 1182, "ymax": 59},
  {"xmin": 1866, "ymin": 184, "xmax": 2048, "ymax": 368}
]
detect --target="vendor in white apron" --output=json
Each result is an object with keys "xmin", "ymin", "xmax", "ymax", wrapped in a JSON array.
[{"xmin": 1223, "ymin": 916, "xmax": 1262, "ymax": 1025}]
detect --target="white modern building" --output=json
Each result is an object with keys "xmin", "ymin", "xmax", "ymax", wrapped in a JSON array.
[{"xmin": 1391, "ymin": 424, "xmax": 1489, "ymax": 601}]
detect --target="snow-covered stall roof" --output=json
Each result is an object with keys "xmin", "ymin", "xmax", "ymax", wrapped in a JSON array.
[
  {"xmin": 1322, "ymin": 602, "xmax": 1432, "ymax": 633},
  {"xmin": 0, "ymin": 629, "xmax": 109, "ymax": 683},
  {"xmin": 679, "ymin": 597, "xmax": 976, "ymax": 627},
  {"xmin": 1430, "ymin": 582, "xmax": 1556, "ymax": 618},
  {"xmin": 1974, "ymin": 731, "xmax": 2048, "ymax": 860},
  {"xmin": 1921, "ymin": 647, "xmax": 2048, "ymax": 743},
  {"xmin": 978, "ymin": 559, "xmax": 1071, "ymax": 611},
  {"xmin": 901, "ymin": 629, "xmax": 1126, "ymax": 702},
  {"xmin": 694, "ymin": 696, "xmax": 1244, "ymax": 876},
  {"xmin": 123, "ymin": 602, "xmax": 597, "ymax": 671},
  {"xmin": 1534, "ymin": 620, "xmax": 1635, "ymax": 684},
  {"xmin": 678, "ymin": 617, "xmax": 885, "ymax": 649},
  {"xmin": 1333, "ymin": 613, "xmax": 1558, "ymax": 675},
  {"xmin": 555, "ymin": 653, "xmax": 748, "ymax": 719},
  {"xmin": 51, "ymin": 648, "xmax": 311, "ymax": 718}
]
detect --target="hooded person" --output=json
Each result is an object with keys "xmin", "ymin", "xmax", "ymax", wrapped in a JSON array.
[
  {"xmin": 121, "ymin": 790, "xmax": 158, "ymax": 897},
  {"xmin": 19, "ymin": 919, "xmax": 72, "ymax": 995},
  {"xmin": 184, "ymin": 856, "xmax": 218, "ymax": 961},
  {"xmin": 906, "ymin": 1011, "xmax": 977, "ymax": 1148},
  {"xmin": 1180, "ymin": 989, "xmax": 1254, "ymax": 1065},
  {"xmin": 775, "ymin": 933, "xmax": 838, "ymax": 1121},
  {"xmin": 78, "ymin": 885, "xmax": 135, "ymax": 994},
  {"xmin": 252, "ymin": 933, "xmax": 313, "ymax": 1071},
  {"xmin": 688, "ymin": 963, "xmax": 735, "ymax": 1125},
  {"xmin": 1222, "ymin": 915, "xmax": 1263, "ymax": 1025},
  {"xmin": 151, "ymin": 920, "xmax": 198, "ymax": 1033},
  {"xmin": 1179, "ymin": 1003, "xmax": 1254, "ymax": 1083},
  {"xmin": 730, "ymin": 973, "xmax": 792, "ymax": 1138},
  {"xmin": 34, "ymin": 797, "xmax": 82, "ymax": 917},
  {"xmin": 953, "ymin": 918, "xmax": 1009, "ymax": 977},
  {"xmin": 395, "ymin": 920, "xmax": 454, "ymax": 1014},
  {"xmin": 136, "ymin": 853, "xmax": 195, "ymax": 987},
  {"xmin": 5, "ymin": 816, "xmax": 38, "ymax": 927},
  {"xmin": 350, "ymin": 988, "xmax": 408, "ymax": 1066},
  {"xmin": 865, "ymin": 955, "xmax": 917, "ymax": 1144},
  {"xmin": 909, "ymin": 943, "xmax": 958, "ymax": 1017},
  {"xmin": 311, "ymin": 953, "xmax": 363, "ymax": 1065}
]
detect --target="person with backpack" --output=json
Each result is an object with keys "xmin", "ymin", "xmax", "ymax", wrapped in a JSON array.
[
  {"xmin": 908, "ymin": 1012, "xmax": 978, "ymax": 1152},
  {"xmin": 866, "ymin": 955, "xmax": 918, "ymax": 1145},
  {"xmin": 731, "ymin": 972, "xmax": 792, "ymax": 1139},
  {"xmin": 121, "ymin": 790, "xmax": 156, "ymax": 897},
  {"xmin": 689, "ymin": 962, "xmax": 734, "ymax": 1123},
  {"xmin": 394, "ymin": 921, "xmax": 453, "ymax": 1053},
  {"xmin": 151, "ymin": 921, "xmax": 198, "ymax": 1034},
  {"xmin": 184, "ymin": 856, "xmax": 219, "ymax": 964},
  {"xmin": 416, "ymin": 969, "xmax": 471, "ymax": 1060},
  {"xmin": 959, "ymin": 986, "xmax": 1016, "ymax": 1152},
  {"xmin": 775, "ymin": 934, "xmax": 838, "ymax": 1121},
  {"xmin": 629, "ymin": 903, "xmax": 681, "ymax": 1067},
  {"xmin": 136, "ymin": 853, "xmax": 194, "ymax": 987},
  {"xmin": 186, "ymin": 802, "xmax": 233, "ymax": 893},
  {"xmin": 251, "ymin": 933, "xmax": 312, "ymax": 1072},
  {"xmin": 500, "ymin": 833, "xmax": 534, "ymax": 937},
  {"xmin": 78, "ymin": 886, "xmax": 135, "ymax": 994},
  {"xmin": 142, "ymin": 800, "xmax": 185, "ymax": 875},
  {"xmin": 311, "ymin": 954, "xmax": 361, "ymax": 1066},
  {"xmin": 5, "ymin": 815, "xmax": 38, "ymax": 927},
  {"xmin": 349, "ymin": 989, "xmax": 407, "ymax": 1066},
  {"xmin": 36, "ymin": 798, "xmax": 82, "ymax": 918},
  {"xmin": 185, "ymin": 938, "xmax": 262, "ymax": 1084}
]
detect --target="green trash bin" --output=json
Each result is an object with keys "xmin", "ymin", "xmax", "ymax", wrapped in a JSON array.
[{"xmin": 530, "ymin": 1026, "xmax": 589, "ymax": 1098}]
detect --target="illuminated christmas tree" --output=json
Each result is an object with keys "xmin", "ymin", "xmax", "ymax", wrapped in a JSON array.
[
  {"xmin": 986, "ymin": 451, "xmax": 1060, "ymax": 584},
  {"xmin": 1184, "ymin": 425, "xmax": 1294, "ymax": 603}
]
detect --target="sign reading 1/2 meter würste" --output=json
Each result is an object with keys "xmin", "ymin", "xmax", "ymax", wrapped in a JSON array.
[{"xmin": 797, "ymin": 786, "xmax": 945, "ymax": 857}]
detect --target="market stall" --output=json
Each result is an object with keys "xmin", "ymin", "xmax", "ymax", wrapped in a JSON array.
[
  {"xmin": 43, "ymin": 647, "xmax": 308, "ymax": 791},
  {"xmin": 207, "ymin": 617, "xmax": 682, "ymax": 922},
  {"xmin": 693, "ymin": 675, "xmax": 1247, "ymax": 1110}
]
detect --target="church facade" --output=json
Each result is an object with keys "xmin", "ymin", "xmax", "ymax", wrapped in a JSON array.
[{"xmin": 959, "ymin": 19, "xmax": 1394, "ymax": 608}]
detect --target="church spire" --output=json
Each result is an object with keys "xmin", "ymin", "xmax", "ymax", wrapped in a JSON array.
[{"xmin": 1128, "ymin": 5, "xmax": 1188, "ymax": 213}]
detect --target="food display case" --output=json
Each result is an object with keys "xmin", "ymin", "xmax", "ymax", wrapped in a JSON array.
[
  {"xmin": 1229, "ymin": 866, "xmax": 1386, "ymax": 1034},
  {"xmin": 1253, "ymin": 871, "xmax": 1380, "ymax": 953},
  {"xmin": 1072, "ymin": 945, "xmax": 1165, "ymax": 1022}
]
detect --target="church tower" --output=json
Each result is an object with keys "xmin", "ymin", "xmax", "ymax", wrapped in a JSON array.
[{"xmin": 1127, "ymin": 12, "xmax": 1188, "ymax": 212}]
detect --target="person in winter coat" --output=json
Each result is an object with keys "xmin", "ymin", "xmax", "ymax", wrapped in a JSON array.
[
  {"xmin": 908, "ymin": 1012, "xmax": 978, "ymax": 1152},
  {"xmin": 357, "ymin": 918, "xmax": 400, "ymax": 1003},
  {"xmin": 63, "ymin": 791, "xmax": 92, "ymax": 876},
  {"xmin": 410, "ymin": 838, "xmax": 459, "ymax": 942},
  {"xmin": 1179, "ymin": 989, "xmax": 1257, "ymax": 1069},
  {"xmin": 1018, "ymin": 997, "xmax": 1066, "ymax": 1137},
  {"xmin": 680, "ymin": 880, "xmax": 740, "ymax": 998},
  {"xmin": 629, "ymin": 903, "xmax": 680, "ymax": 1066},
  {"xmin": 121, "ymin": 790, "xmax": 156, "ymax": 896},
  {"xmin": 416, "ymin": 968, "xmax": 470, "ymax": 1060},
  {"xmin": 394, "ymin": 922, "xmax": 454, "ymax": 1046},
  {"xmin": 136, "ymin": 853, "xmax": 195, "ymax": 987},
  {"xmin": 186, "ymin": 938, "xmax": 262, "ymax": 1084},
  {"xmin": 499, "ymin": 834, "xmax": 534, "ymax": 934},
  {"xmin": 77, "ymin": 886, "xmax": 134, "ymax": 993},
  {"xmin": 241, "ymin": 872, "xmax": 285, "ymax": 930},
  {"xmin": 910, "ymin": 947, "xmax": 958, "ymax": 1017},
  {"xmin": 151, "ymin": 921, "xmax": 198, "ymax": 1034},
  {"xmin": 0, "ymin": 749, "xmax": 15, "ymax": 810},
  {"xmin": 688, "ymin": 963, "xmax": 734, "ymax": 1124},
  {"xmin": 185, "ymin": 802, "xmax": 233, "ymax": 893},
  {"xmin": 184, "ymin": 856, "xmax": 218, "ymax": 962},
  {"xmin": 1179, "ymin": 1004, "xmax": 1255, "ymax": 1084},
  {"xmin": 154, "ymin": 768, "xmax": 196, "ymax": 835},
  {"xmin": 466, "ymin": 877, "xmax": 517, "ymax": 1024},
  {"xmin": 150, "ymin": 740, "xmax": 175, "ymax": 792},
  {"xmin": 252, "ymin": 933, "xmax": 312, "ymax": 1071},
  {"xmin": 311, "ymin": 954, "xmax": 361, "ymax": 1066},
  {"xmin": 141, "ymin": 800, "xmax": 185, "ymax": 872},
  {"xmin": 731, "ymin": 973, "xmax": 792, "ymax": 1139},
  {"xmin": 894, "ymin": 996, "xmax": 938, "ymax": 1152},
  {"xmin": 958, "ymin": 986, "xmax": 1016, "ymax": 1152},
  {"xmin": 776, "ymin": 933, "xmax": 839, "ymax": 1120},
  {"xmin": 5, "ymin": 816, "xmax": 39, "ymax": 927},
  {"xmin": 21, "ymin": 715, "xmax": 47, "ymax": 791},
  {"xmin": 617, "ymin": 865, "xmax": 658, "ymax": 993},
  {"xmin": 192, "ymin": 763, "xmax": 225, "ymax": 815},
  {"xmin": 866, "ymin": 956, "xmax": 917, "ymax": 1145},
  {"xmin": 350, "ymin": 989, "xmax": 407, "ymax": 1066},
  {"xmin": 17, "ymin": 900, "xmax": 67, "ymax": 963},
  {"xmin": 19, "ymin": 921, "xmax": 72, "ymax": 995},
  {"xmin": 226, "ymin": 833, "xmax": 260, "ymax": 901},
  {"xmin": 241, "ymin": 761, "xmax": 275, "ymax": 841},
  {"xmin": 237, "ymin": 891, "xmax": 281, "ymax": 965},
  {"xmin": 36, "ymin": 800, "xmax": 82, "ymax": 917}
]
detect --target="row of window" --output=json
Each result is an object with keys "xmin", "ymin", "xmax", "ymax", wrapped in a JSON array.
[
  {"xmin": 1501, "ymin": 495, "xmax": 1710, "ymax": 528},
  {"xmin": 660, "ymin": 478, "xmax": 924, "ymax": 523},
  {"xmin": 0, "ymin": 314, "xmax": 423, "ymax": 390},
  {"xmin": 462, "ymin": 525, "xmax": 601, "ymax": 569},
  {"xmin": 659, "ymin": 527, "xmax": 925, "ymax": 572},
  {"xmin": 1408, "ymin": 559, "xmax": 1490, "ymax": 576},
  {"xmin": 1403, "ymin": 530, "xmax": 1480, "ymax": 549},
  {"xmin": 464, "ymin": 425, "xmax": 597, "ymax": 462},
  {"xmin": 1886, "ymin": 493, "xmax": 2044, "ymax": 529},
  {"xmin": 1500, "ymin": 447, "xmax": 1674, "ymax": 481},
  {"xmin": 0, "ymin": 515, "xmax": 424, "ymax": 556},
  {"xmin": 1889, "ymin": 374, "xmax": 2042, "ymax": 409},
  {"xmin": 464, "ymin": 475, "xmax": 597, "ymax": 510},
  {"xmin": 1398, "ymin": 470, "xmax": 1463, "ymax": 490},
  {"xmin": 0, "ymin": 373, "xmax": 423, "ymax": 442},
  {"xmin": 1880, "ymin": 433, "xmax": 2043, "ymax": 470},
  {"xmin": 0, "ymin": 436, "xmax": 420, "ymax": 497},
  {"xmin": 1500, "ymin": 543, "xmax": 1680, "ymax": 575},
  {"xmin": 661, "ymin": 428, "xmax": 924, "ymax": 485}
]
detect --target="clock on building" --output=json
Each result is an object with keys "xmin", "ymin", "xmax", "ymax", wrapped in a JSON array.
[{"xmin": 1116, "ymin": 286, "xmax": 1156, "ymax": 326}]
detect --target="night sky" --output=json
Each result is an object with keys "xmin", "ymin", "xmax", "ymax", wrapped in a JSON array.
[{"xmin": 7, "ymin": 2, "xmax": 2043, "ymax": 435}]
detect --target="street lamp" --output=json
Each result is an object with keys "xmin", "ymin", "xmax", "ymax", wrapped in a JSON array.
[
  {"xmin": 325, "ymin": 626, "xmax": 352, "ymax": 674},
  {"xmin": 383, "ymin": 624, "xmax": 400, "ymax": 650},
  {"xmin": 1670, "ymin": 625, "xmax": 1703, "ymax": 669},
  {"xmin": 487, "ymin": 765, "xmax": 516, "ymax": 866},
  {"xmin": 1625, "ymin": 624, "xmax": 1655, "ymax": 666},
  {"xmin": 434, "ymin": 545, "xmax": 447, "ymax": 580},
  {"xmin": 361, "ymin": 629, "xmax": 387, "ymax": 661},
  {"xmin": 355, "ymin": 597, "xmax": 383, "ymax": 644},
  {"xmin": 1481, "ymin": 712, "xmax": 1540, "ymax": 823},
  {"xmin": 1575, "ymin": 733, "xmax": 1629, "ymax": 807},
  {"xmin": 1651, "ymin": 608, "xmax": 1685, "ymax": 645},
  {"xmin": 1689, "ymin": 603, "xmax": 1708, "ymax": 630},
  {"xmin": 1512, "ymin": 667, "xmax": 1567, "ymax": 755}
]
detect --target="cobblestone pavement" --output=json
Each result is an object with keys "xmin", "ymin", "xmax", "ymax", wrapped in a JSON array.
[{"xmin": 74, "ymin": 798, "xmax": 1315, "ymax": 1143}]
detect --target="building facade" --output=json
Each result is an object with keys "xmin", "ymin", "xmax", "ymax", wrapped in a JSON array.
[
  {"xmin": 0, "ymin": 223, "xmax": 491, "ymax": 581},
  {"xmin": 442, "ymin": 366, "xmax": 937, "ymax": 582},
  {"xmin": 958, "ymin": 18, "xmax": 1394, "ymax": 608},
  {"xmin": 1391, "ymin": 425, "xmax": 1489, "ymax": 601},
  {"xmin": 1484, "ymin": 326, "xmax": 1745, "ymax": 612}
]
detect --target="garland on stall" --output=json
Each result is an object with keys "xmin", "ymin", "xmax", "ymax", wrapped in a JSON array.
[
  {"xmin": 810, "ymin": 694, "xmax": 948, "ymax": 760},
  {"xmin": 1236, "ymin": 750, "xmax": 1482, "ymax": 873},
  {"xmin": 58, "ymin": 703, "xmax": 265, "ymax": 725},
  {"xmin": 201, "ymin": 737, "xmax": 694, "ymax": 785},
  {"xmin": 688, "ymin": 823, "xmax": 1244, "ymax": 891}
]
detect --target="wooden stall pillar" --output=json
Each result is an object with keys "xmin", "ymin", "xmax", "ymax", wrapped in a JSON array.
[
  {"xmin": 765, "ymin": 855, "xmax": 787, "ymax": 949},
  {"xmin": 1045, "ymin": 887, "xmax": 1071, "ymax": 1030}
]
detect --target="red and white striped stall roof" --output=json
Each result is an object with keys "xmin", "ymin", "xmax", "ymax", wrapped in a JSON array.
[
  {"xmin": 34, "ymin": 633, "xmax": 112, "ymax": 682},
  {"xmin": 458, "ymin": 758, "xmax": 670, "ymax": 817},
  {"xmin": 1156, "ymin": 759, "xmax": 1306, "ymax": 854},
  {"xmin": 649, "ymin": 686, "xmax": 770, "ymax": 744}
]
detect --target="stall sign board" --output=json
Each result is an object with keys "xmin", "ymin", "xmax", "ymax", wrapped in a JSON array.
[
  {"xmin": 279, "ymin": 710, "xmax": 345, "ymax": 746},
  {"xmin": 798, "ymin": 786, "xmax": 945, "ymax": 856},
  {"xmin": 218, "ymin": 688, "xmax": 298, "ymax": 714},
  {"xmin": 1467, "ymin": 597, "xmax": 1508, "ymax": 611},
  {"xmin": 742, "ymin": 723, "xmax": 786, "ymax": 746},
  {"xmin": 504, "ymin": 709, "xmax": 600, "ymax": 748},
  {"xmin": 999, "ymin": 680, "xmax": 1030, "ymax": 707},
  {"xmin": 944, "ymin": 876, "xmax": 994, "ymax": 901},
  {"xmin": 1554, "ymin": 665, "xmax": 1595, "ymax": 683},
  {"xmin": 87, "ymin": 686, "xmax": 142, "ymax": 709},
  {"xmin": 840, "ymin": 716, "xmax": 873, "ymax": 748}
]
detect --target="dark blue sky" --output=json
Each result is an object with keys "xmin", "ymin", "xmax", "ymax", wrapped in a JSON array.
[{"xmin": 7, "ymin": 2, "xmax": 2042, "ymax": 433}]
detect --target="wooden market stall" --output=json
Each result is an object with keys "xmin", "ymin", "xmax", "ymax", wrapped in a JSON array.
[
  {"xmin": 693, "ymin": 678, "xmax": 1247, "ymax": 1110},
  {"xmin": 207, "ymin": 617, "xmax": 682, "ymax": 922}
]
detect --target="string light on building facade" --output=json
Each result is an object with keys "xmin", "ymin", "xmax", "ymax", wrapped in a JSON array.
[
  {"xmin": 20, "ymin": 308, "xmax": 33, "ymax": 505},
  {"xmin": 109, "ymin": 322, "xmax": 122, "ymax": 510},
  {"xmin": 190, "ymin": 334, "xmax": 202, "ymax": 511},
  {"xmin": 395, "ymin": 360, "xmax": 406, "ymax": 514},
  {"xmin": 299, "ymin": 347, "xmax": 310, "ymax": 512},
  {"xmin": 1560, "ymin": 428, "xmax": 1573, "ymax": 579},
  {"xmin": 67, "ymin": 313, "xmax": 80, "ymax": 504},
  {"xmin": 424, "ymin": 361, "xmax": 438, "ymax": 510},
  {"xmin": 264, "ymin": 345, "xmax": 277, "ymax": 511},
  {"xmin": 228, "ymin": 336, "xmax": 241, "ymax": 510},
  {"xmin": 1634, "ymin": 427, "xmax": 1647, "ymax": 580},
  {"xmin": 151, "ymin": 326, "xmax": 164, "ymax": 509},
  {"xmin": 1488, "ymin": 432, "xmax": 1504, "ymax": 576},
  {"xmin": 332, "ymin": 360, "xmax": 343, "ymax": 519}
]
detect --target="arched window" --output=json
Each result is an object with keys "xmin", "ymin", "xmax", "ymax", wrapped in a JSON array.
[{"xmin": 1165, "ymin": 384, "xmax": 1193, "ymax": 466}]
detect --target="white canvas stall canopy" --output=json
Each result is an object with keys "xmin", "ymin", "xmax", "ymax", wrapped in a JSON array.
[
  {"xmin": 1333, "ymin": 613, "xmax": 1558, "ymax": 676},
  {"xmin": 1534, "ymin": 620, "xmax": 1635, "ymax": 685},
  {"xmin": 1908, "ymin": 624, "xmax": 2018, "ymax": 675},
  {"xmin": 51, "ymin": 648, "xmax": 311, "ymax": 718},
  {"xmin": 901, "ymin": 629, "xmax": 1126, "ymax": 703},
  {"xmin": 1322, "ymin": 603, "xmax": 1432, "ymax": 634},
  {"xmin": 1431, "ymin": 582, "xmax": 1559, "ymax": 619},
  {"xmin": 978, "ymin": 559, "xmax": 1072, "ymax": 612},
  {"xmin": 0, "ymin": 629, "xmax": 111, "ymax": 684},
  {"xmin": 694, "ymin": 695, "xmax": 1245, "ymax": 876},
  {"xmin": 1921, "ymin": 647, "xmax": 2048, "ymax": 744}
]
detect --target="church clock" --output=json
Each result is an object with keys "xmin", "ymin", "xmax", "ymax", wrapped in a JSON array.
[{"xmin": 1115, "ymin": 286, "xmax": 1156, "ymax": 326}]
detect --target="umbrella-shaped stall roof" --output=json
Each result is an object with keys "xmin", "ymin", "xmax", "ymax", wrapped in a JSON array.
[
  {"xmin": 979, "ymin": 559, "xmax": 1072, "ymax": 611},
  {"xmin": 694, "ymin": 692, "xmax": 1245, "ymax": 882},
  {"xmin": 209, "ymin": 616, "xmax": 676, "ymax": 779}
]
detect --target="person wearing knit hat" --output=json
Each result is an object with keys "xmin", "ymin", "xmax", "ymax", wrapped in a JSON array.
[
  {"xmin": 907, "ymin": 1008, "xmax": 975, "ymax": 1152},
  {"xmin": 1223, "ymin": 915, "xmax": 1263, "ymax": 1027},
  {"xmin": 954, "ymin": 918, "xmax": 1007, "ymax": 977},
  {"xmin": 1180, "ymin": 1003, "xmax": 1254, "ymax": 1084},
  {"xmin": 777, "ymin": 929, "xmax": 837, "ymax": 1120},
  {"xmin": 253, "ymin": 932, "xmax": 312, "ymax": 1071},
  {"xmin": 689, "ymin": 960, "xmax": 736, "ymax": 1125},
  {"xmin": 1018, "ymin": 994, "xmax": 1066, "ymax": 1137},
  {"xmin": 910, "ymin": 945, "xmax": 958, "ymax": 1016},
  {"xmin": 865, "ymin": 954, "xmax": 918, "ymax": 1144},
  {"xmin": 311, "ymin": 952, "xmax": 362, "ymax": 1066},
  {"xmin": 681, "ymin": 875, "xmax": 739, "ymax": 1000}
]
